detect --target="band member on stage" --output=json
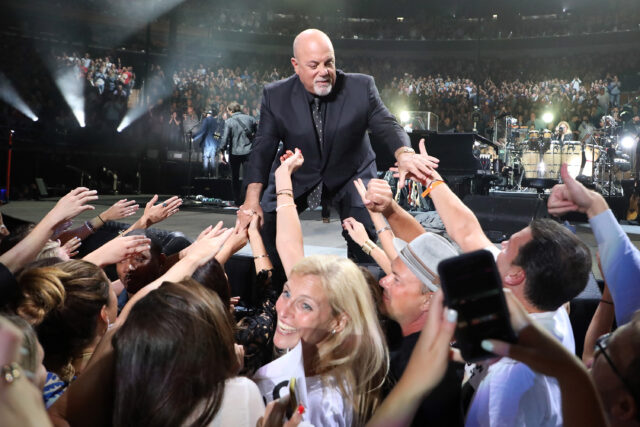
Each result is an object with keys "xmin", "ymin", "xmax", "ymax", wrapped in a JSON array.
[
  {"xmin": 555, "ymin": 121, "xmax": 574, "ymax": 144},
  {"xmin": 193, "ymin": 106, "xmax": 224, "ymax": 176},
  {"xmin": 220, "ymin": 102, "xmax": 258, "ymax": 206}
]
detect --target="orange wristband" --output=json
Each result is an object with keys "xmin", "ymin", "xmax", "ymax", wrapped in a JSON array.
[{"xmin": 422, "ymin": 180, "xmax": 445, "ymax": 198}]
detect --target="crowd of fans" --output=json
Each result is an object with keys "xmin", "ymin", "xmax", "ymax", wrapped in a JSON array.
[
  {"xmin": 184, "ymin": 0, "xmax": 640, "ymax": 41},
  {"xmin": 53, "ymin": 51, "xmax": 135, "ymax": 132},
  {"xmin": 131, "ymin": 51, "xmax": 638, "ymax": 149},
  {"xmin": 0, "ymin": 141, "xmax": 638, "ymax": 426}
]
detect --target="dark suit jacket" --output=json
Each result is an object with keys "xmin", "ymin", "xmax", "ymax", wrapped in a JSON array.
[
  {"xmin": 193, "ymin": 115, "xmax": 223, "ymax": 148},
  {"xmin": 245, "ymin": 70, "xmax": 409, "ymax": 211}
]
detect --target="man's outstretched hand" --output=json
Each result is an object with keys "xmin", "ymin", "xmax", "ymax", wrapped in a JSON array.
[
  {"xmin": 394, "ymin": 138, "xmax": 441, "ymax": 188},
  {"xmin": 395, "ymin": 138, "xmax": 440, "ymax": 189}
]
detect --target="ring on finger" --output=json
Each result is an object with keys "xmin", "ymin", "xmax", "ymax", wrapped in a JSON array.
[{"xmin": 161, "ymin": 203, "xmax": 167, "ymax": 207}]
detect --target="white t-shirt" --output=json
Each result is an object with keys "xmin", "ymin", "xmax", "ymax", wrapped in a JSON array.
[
  {"xmin": 207, "ymin": 377, "xmax": 265, "ymax": 427},
  {"xmin": 305, "ymin": 375, "xmax": 354, "ymax": 427},
  {"xmin": 465, "ymin": 306, "xmax": 574, "ymax": 427},
  {"xmin": 465, "ymin": 246, "xmax": 574, "ymax": 426}
]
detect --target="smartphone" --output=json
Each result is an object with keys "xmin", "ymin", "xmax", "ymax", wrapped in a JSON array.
[{"xmin": 437, "ymin": 249, "xmax": 517, "ymax": 362}]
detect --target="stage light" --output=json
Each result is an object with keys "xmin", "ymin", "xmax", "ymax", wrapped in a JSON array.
[
  {"xmin": 54, "ymin": 69, "xmax": 85, "ymax": 128},
  {"xmin": 399, "ymin": 111, "xmax": 410, "ymax": 123},
  {"xmin": 117, "ymin": 79, "xmax": 174, "ymax": 133},
  {"xmin": 542, "ymin": 112, "xmax": 553, "ymax": 123},
  {"xmin": 0, "ymin": 73, "xmax": 39, "ymax": 121},
  {"xmin": 621, "ymin": 135, "xmax": 637, "ymax": 149},
  {"xmin": 538, "ymin": 161, "xmax": 546, "ymax": 174},
  {"xmin": 492, "ymin": 14, "xmax": 498, "ymax": 19}
]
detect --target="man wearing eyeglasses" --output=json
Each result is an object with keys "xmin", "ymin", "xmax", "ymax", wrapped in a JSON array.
[{"xmin": 591, "ymin": 318, "xmax": 640, "ymax": 425}]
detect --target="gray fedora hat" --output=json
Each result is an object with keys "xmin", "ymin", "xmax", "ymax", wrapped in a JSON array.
[{"xmin": 393, "ymin": 233, "xmax": 459, "ymax": 292}]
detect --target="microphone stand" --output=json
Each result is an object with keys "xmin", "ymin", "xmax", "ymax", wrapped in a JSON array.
[{"xmin": 183, "ymin": 119, "xmax": 201, "ymax": 199}]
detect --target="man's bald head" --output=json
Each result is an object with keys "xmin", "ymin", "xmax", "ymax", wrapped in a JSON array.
[
  {"xmin": 291, "ymin": 29, "xmax": 336, "ymax": 96},
  {"xmin": 292, "ymin": 29, "xmax": 333, "ymax": 59}
]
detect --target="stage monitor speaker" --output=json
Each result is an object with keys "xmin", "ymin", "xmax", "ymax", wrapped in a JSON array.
[
  {"xmin": 463, "ymin": 193, "xmax": 549, "ymax": 242},
  {"xmin": 35, "ymin": 178, "xmax": 48, "ymax": 197},
  {"xmin": 193, "ymin": 177, "xmax": 233, "ymax": 200}
]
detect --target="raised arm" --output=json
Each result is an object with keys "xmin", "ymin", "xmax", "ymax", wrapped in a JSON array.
[
  {"xmin": 121, "ymin": 195, "xmax": 182, "ymax": 236},
  {"xmin": 116, "ymin": 222, "xmax": 233, "ymax": 325},
  {"xmin": 248, "ymin": 215, "xmax": 274, "ymax": 274},
  {"xmin": 360, "ymin": 178, "xmax": 425, "ymax": 243},
  {"xmin": 275, "ymin": 148, "xmax": 305, "ymax": 278},
  {"xmin": 0, "ymin": 187, "xmax": 98, "ymax": 273},
  {"xmin": 342, "ymin": 217, "xmax": 392, "ymax": 274},
  {"xmin": 548, "ymin": 163, "xmax": 640, "ymax": 325},
  {"xmin": 414, "ymin": 140, "xmax": 491, "ymax": 252},
  {"xmin": 354, "ymin": 178, "xmax": 397, "ymax": 261},
  {"xmin": 57, "ymin": 198, "xmax": 139, "ymax": 244}
]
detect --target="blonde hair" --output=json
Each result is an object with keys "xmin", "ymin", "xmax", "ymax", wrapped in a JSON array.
[
  {"xmin": 16, "ymin": 266, "xmax": 67, "ymax": 325},
  {"xmin": 290, "ymin": 255, "xmax": 389, "ymax": 425},
  {"xmin": 557, "ymin": 121, "xmax": 572, "ymax": 136},
  {"xmin": 36, "ymin": 240, "xmax": 63, "ymax": 261}
]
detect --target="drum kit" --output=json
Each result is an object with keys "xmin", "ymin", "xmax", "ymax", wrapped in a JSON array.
[{"xmin": 483, "ymin": 116, "xmax": 636, "ymax": 196}]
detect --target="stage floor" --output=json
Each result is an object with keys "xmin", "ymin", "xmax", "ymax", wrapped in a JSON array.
[{"xmin": 3, "ymin": 194, "xmax": 640, "ymax": 281}]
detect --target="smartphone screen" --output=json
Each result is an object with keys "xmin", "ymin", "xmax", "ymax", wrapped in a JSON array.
[{"xmin": 437, "ymin": 249, "xmax": 517, "ymax": 362}]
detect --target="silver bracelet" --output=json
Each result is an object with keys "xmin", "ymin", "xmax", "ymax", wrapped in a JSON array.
[{"xmin": 376, "ymin": 226, "xmax": 392, "ymax": 235}]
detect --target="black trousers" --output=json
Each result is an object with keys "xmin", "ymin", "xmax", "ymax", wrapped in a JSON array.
[{"xmin": 230, "ymin": 154, "xmax": 249, "ymax": 206}]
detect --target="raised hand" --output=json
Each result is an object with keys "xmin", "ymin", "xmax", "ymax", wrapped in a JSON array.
[
  {"xmin": 547, "ymin": 163, "xmax": 606, "ymax": 218},
  {"xmin": 46, "ymin": 187, "xmax": 98, "ymax": 226},
  {"xmin": 342, "ymin": 217, "xmax": 369, "ymax": 247},
  {"xmin": 185, "ymin": 222, "xmax": 234, "ymax": 266},
  {"xmin": 278, "ymin": 148, "xmax": 304, "ymax": 175},
  {"xmin": 142, "ymin": 195, "xmax": 182, "ymax": 227},
  {"xmin": 354, "ymin": 178, "xmax": 394, "ymax": 214},
  {"xmin": 83, "ymin": 235, "xmax": 151, "ymax": 267},
  {"xmin": 61, "ymin": 236, "xmax": 82, "ymax": 258},
  {"xmin": 101, "ymin": 199, "xmax": 139, "ymax": 222},
  {"xmin": 235, "ymin": 208, "xmax": 254, "ymax": 232},
  {"xmin": 395, "ymin": 138, "xmax": 440, "ymax": 188}
]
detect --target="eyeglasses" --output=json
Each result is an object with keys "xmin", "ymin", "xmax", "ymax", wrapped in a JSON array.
[{"xmin": 594, "ymin": 333, "xmax": 636, "ymax": 398}]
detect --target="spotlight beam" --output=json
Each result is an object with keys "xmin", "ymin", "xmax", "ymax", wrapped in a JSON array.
[
  {"xmin": 54, "ymin": 69, "xmax": 85, "ymax": 128},
  {"xmin": 117, "ymin": 81, "xmax": 173, "ymax": 133},
  {"xmin": 0, "ymin": 73, "xmax": 38, "ymax": 121}
]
